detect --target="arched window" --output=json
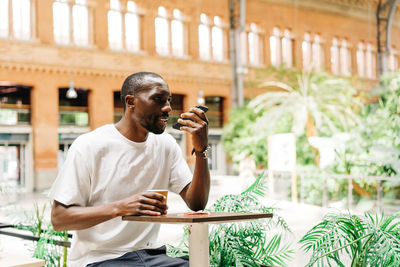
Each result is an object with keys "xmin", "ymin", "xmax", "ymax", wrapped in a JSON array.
[
  {"xmin": 330, "ymin": 38, "xmax": 340, "ymax": 75},
  {"xmin": 125, "ymin": 1, "xmax": 140, "ymax": 52},
  {"xmin": 302, "ymin": 32, "xmax": 312, "ymax": 70},
  {"xmin": 312, "ymin": 34, "xmax": 323, "ymax": 70},
  {"xmin": 171, "ymin": 9, "xmax": 184, "ymax": 57},
  {"xmin": 0, "ymin": 0, "xmax": 32, "ymax": 40},
  {"xmin": 356, "ymin": 42, "xmax": 365, "ymax": 77},
  {"xmin": 388, "ymin": 47, "xmax": 398, "ymax": 71},
  {"xmin": 108, "ymin": 0, "xmax": 123, "ymax": 50},
  {"xmin": 12, "ymin": 0, "xmax": 31, "ymax": 40},
  {"xmin": 270, "ymin": 27, "xmax": 281, "ymax": 66},
  {"xmin": 155, "ymin": 6, "xmax": 169, "ymax": 55},
  {"xmin": 339, "ymin": 39, "xmax": 351, "ymax": 76},
  {"xmin": 199, "ymin": 13, "xmax": 211, "ymax": 60},
  {"xmin": 365, "ymin": 43, "xmax": 375, "ymax": 79},
  {"xmin": 107, "ymin": 0, "xmax": 141, "ymax": 52},
  {"xmin": 212, "ymin": 16, "xmax": 224, "ymax": 61},
  {"xmin": 53, "ymin": 0, "xmax": 90, "ymax": 46},
  {"xmin": 248, "ymin": 23, "xmax": 260, "ymax": 66},
  {"xmin": 282, "ymin": 29, "xmax": 292, "ymax": 67},
  {"xmin": 0, "ymin": 0, "xmax": 9, "ymax": 37},
  {"xmin": 73, "ymin": 0, "xmax": 89, "ymax": 46},
  {"xmin": 53, "ymin": 0, "xmax": 70, "ymax": 45}
]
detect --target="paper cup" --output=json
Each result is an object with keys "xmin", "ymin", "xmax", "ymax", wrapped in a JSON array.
[{"xmin": 148, "ymin": 189, "xmax": 168, "ymax": 204}]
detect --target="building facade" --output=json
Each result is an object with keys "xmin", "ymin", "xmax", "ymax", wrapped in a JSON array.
[{"xmin": 0, "ymin": 0, "xmax": 399, "ymax": 191}]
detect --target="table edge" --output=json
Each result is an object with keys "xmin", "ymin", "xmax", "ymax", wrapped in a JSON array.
[{"xmin": 122, "ymin": 212, "xmax": 273, "ymax": 223}]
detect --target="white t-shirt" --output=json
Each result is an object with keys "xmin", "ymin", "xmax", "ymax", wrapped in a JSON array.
[{"xmin": 48, "ymin": 124, "xmax": 192, "ymax": 267}]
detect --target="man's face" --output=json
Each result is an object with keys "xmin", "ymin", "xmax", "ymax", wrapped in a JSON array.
[{"xmin": 131, "ymin": 77, "xmax": 172, "ymax": 134}]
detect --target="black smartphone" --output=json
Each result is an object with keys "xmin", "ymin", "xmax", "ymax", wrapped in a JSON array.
[{"xmin": 172, "ymin": 105, "xmax": 209, "ymax": 130}]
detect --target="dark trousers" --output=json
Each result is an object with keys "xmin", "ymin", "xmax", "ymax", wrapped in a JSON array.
[{"xmin": 86, "ymin": 246, "xmax": 189, "ymax": 267}]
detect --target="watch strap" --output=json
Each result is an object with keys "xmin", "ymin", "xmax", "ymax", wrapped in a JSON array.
[{"xmin": 191, "ymin": 146, "xmax": 210, "ymax": 159}]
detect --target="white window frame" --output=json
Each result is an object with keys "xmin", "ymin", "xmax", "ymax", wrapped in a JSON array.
[
  {"xmin": 108, "ymin": 0, "xmax": 142, "ymax": 52},
  {"xmin": 388, "ymin": 47, "xmax": 399, "ymax": 71},
  {"xmin": 281, "ymin": 29, "xmax": 293, "ymax": 68},
  {"xmin": 356, "ymin": 42, "xmax": 366, "ymax": 77},
  {"xmin": 125, "ymin": 1, "xmax": 140, "ymax": 52},
  {"xmin": 0, "ymin": 0, "xmax": 34, "ymax": 40},
  {"xmin": 155, "ymin": 6, "xmax": 169, "ymax": 56},
  {"xmin": 12, "ymin": 0, "xmax": 31, "ymax": 40},
  {"xmin": 248, "ymin": 23, "xmax": 261, "ymax": 66},
  {"xmin": 312, "ymin": 34, "xmax": 323, "ymax": 71},
  {"xmin": 331, "ymin": 37, "xmax": 352, "ymax": 76},
  {"xmin": 108, "ymin": 0, "xmax": 123, "ymax": 50},
  {"xmin": 72, "ymin": 0, "xmax": 89, "ymax": 47},
  {"xmin": 365, "ymin": 43, "xmax": 376, "ymax": 79},
  {"xmin": 198, "ymin": 14, "xmax": 225, "ymax": 62},
  {"xmin": 270, "ymin": 27, "xmax": 281, "ymax": 66},
  {"xmin": 302, "ymin": 32, "xmax": 312, "ymax": 71},
  {"xmin": 171, "ymin": 9, "xmax": 184, "ymax": 57},
  {"xmin": 53, "ymin": 0, "xmax": 70, "ymax": 45},
  {"xmin": 0, "ymin": 0, "xmax": 9, "ymax": 37},
  {"xmin": 199, "ymin": 13, "xmax": 211, "ymax": 60},
  {"xmin": 339, "ymin": 39, "xmax": 351, "ymax": 76},
  {"xmin": 330, "ymin": 38, "xmax": 340, "ymax": 75},
  {"xmin": 211, "ymin": 16, "xmax": 224, "ymax": 62},
  {"xmin": 54, "ymin": 0, "xmax": 90, "ymax": 47},
  {"xmin": 154, "ymin": 7, "xmax": 186, "ymax": 57}
]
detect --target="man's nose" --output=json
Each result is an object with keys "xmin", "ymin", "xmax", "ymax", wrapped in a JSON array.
[{"xmin": 162, "ymin": 101, "xmax": 172, "ymax": 113}]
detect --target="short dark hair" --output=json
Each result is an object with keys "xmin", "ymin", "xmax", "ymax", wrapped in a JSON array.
[{"xmin": 120, "ymin": 72, "xmax": 165, "ymax": 110}]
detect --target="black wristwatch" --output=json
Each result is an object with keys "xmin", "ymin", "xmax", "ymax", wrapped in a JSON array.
[{"xmin": 191, "ymin": 146, "xmax": 211, "ymax": 159}]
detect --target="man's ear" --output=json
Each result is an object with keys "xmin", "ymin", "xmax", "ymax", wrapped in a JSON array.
[{"xmin": 125, "ymin": 95, "xmax": 135, "ymax": 110}]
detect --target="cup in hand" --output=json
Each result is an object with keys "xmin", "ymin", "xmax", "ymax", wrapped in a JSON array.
[{"xmin": 148, "ymin": 189, "xmax": 168, "ymax": 204}]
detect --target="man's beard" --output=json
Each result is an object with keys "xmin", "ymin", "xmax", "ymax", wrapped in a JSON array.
[
  {"xmin": 142, "ymin": 113, "xmax": 168, "ymax": 135},
  {"xmin": 144, "ymin": 124, "xmax": 165, "ymax": 134}
]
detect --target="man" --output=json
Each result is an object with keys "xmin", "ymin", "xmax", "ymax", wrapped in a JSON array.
[{"xmin": 49, "ymin": 72, "xmax": 210, "ymax": 266}]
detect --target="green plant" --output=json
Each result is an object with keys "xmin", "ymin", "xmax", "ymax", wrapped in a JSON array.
[
  {"xmin": 169, "ymin": 173, "xmax": 293, "ymax": 266},
  {"xmin": 335, "ymin": 70, "xmax": 400, "ymax": 176},
  {"xmin": 250, "ymin": 69, "xmax": 360, "ymax": 136},
  {"xmin": 331, "ymin": 70, "xmax": 400, "ymax": 201},
  {"xmin": 376, "ymin": 70, "xmax": 400, "ymax": 117},
  {"xmin": 33, "ymin": 223, "xmax": 63, "ymax": 267},
  {"xmin": 249, "ymin": 68, "xmax": 361, "ymax": 166},
  {"xmin": 222, "ymin": 104, "xmax": 267, "ymax": 167},
  {"xmin": 223, "ymin": 67, "xmax": 361, "ymax": 169},
  {"xmin": 300, "ymin": 211, "xmax": 400, "ymax": 266},
  {"xmin": 11, "ymin": 201, "xmax": 70, "ymax": 267}
]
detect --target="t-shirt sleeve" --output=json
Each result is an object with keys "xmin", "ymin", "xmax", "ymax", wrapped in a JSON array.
[
  {"xmin": 168, "ymin": 140, "xmax": 192, "ymax": 194},
  {"xmin": 48, "ymin": 141, "xmax": 91, "ymax": 206}
]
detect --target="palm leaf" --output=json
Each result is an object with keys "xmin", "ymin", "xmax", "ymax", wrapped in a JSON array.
[
  {"xmin": 258, "ymin": 234, "xmax": 294, "ymax": 267},
  {"xmin": 241, "ymin": 172, "xmax": 266, "ymax": 196},
  {"xmin": 300, "ymin": 211, "xmax": 400, "ymax": 267},
  {"xmin": 258, "ymin": 81, "xmax": 296, "ymax": 93},
  {"xmin": 170, "ymin": 172, "xmax": 293, "ymax": 266}
]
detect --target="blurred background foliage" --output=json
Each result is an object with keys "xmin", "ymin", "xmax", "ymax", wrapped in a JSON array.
[{"xmin": 223, "ymin": 67, "xmax": 400, "ymax": 206}]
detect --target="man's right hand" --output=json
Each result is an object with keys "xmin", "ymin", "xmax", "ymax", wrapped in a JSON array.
[{"xmin": 115, "ymin": 191, "xmax": 168, "ymax": 216}]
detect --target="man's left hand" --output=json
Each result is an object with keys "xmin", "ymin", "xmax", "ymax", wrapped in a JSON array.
[{"xmin": 177, "ymin": 106, "xmax": 208, "ymax": 152}]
